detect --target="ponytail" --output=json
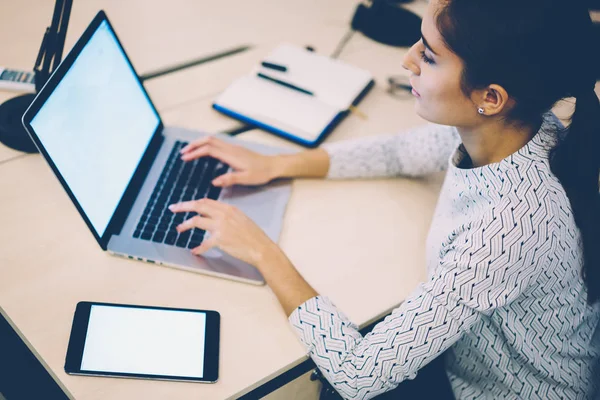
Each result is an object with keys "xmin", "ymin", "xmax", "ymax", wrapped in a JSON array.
[{"xmin": 549, "ymin": 86, "xmax": 600, "ymax": 304}]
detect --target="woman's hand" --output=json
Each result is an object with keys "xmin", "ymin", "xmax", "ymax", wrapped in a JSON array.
[
  {"xmin": 180, "ymin": 136, "xmax": 279, "ymax": 187},
  {"xmin": 169, "ymin": 198, "xmax": 278, "ymax": 267},
  {"xmin": 170, "ymin": 198, "xmax": 320, "ymax": 317}
]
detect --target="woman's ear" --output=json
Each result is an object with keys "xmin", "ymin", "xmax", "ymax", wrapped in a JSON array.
[{"xmin": 475, "ymin": 84, "xmax": 512, "ymax": 116}]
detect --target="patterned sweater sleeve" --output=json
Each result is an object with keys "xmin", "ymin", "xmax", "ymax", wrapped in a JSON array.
[
  {"xmin": 321, "ymin": 123, "xmax": 460, "ymax": 179},
  {"xmin": 288, "ymin": 210, "xmax": 546, "ymax": 399}
]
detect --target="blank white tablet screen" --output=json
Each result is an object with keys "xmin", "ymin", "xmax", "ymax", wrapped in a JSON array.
[{"xmin": 80, "ymin": 305, "xmax": 206, "ymax": 378}]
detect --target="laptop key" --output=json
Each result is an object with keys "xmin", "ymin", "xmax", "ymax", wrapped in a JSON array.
[
  {"xmin": 140, "ymin": 231, "xmax": 152, "ymax": 240},
  {"xmin": 188, "ymin": 241, "xmax": 202, "ymax": 250},
  {"xmin": 165, "ymin": 233, "xmax": 178, "ymax": 245},
  {"xmin": 173, "ymin": 214, "xmax": 185, "ymax": 223},
  {"xmin": 175, "ymin": 231, "xmax": 191, "ymax": 247},
  {"xmin": 157, "ymin": 223, "xmax": 170, "ymax": 232},
  {"xmin": 207, "ymin": 185, "xmax": 222, "ymax": 201},
  {"xmin": 152, "ymin": 232, "xmax": 166, "ymax": 243},
  {"xmin": 145, "ymin": 223, "xmax": 157, "ymax": 232},
  {"xmin": 182, "ymin": 188, "xmax": 196, "ymax": 202},
  {"xmin": 141, "ymin": 225, "xmax": 154, "ymax": 235},
  {"xmin": 211, "ymin": 162, "xmax": 229, "ymax": 181},
  {"xmin": 133, "ymin": 229, "xmax": 141, "ymax": 238},
  {"xmin": 170, "ymin": 188, "xmax": 183, "ymax": 199},
  {"xmin": 156, "ymin": 195, "xmax": 169, "ymax": 206},
  {"xmin": 188, "ymin": 230, "xmax": 205, "ymax": 249},
  {"xmin": 133, "ymin": 142, "xmax": 224, "ymax": 246},
  {"xmin": 191, "ymin": 228, "xmax": 205, "ymax": 238}
]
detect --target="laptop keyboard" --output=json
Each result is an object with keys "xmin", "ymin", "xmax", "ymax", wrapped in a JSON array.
[{"xmin": 133, "ymin": 140, "xmax": 230, "ymax": 249}]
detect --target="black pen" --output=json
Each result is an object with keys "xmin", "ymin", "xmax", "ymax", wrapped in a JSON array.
[
  {"xmin": 256, "ymin": 72, "xmax": 314, "ymax": 96},
  {"xmin": 261, "ymin": 61, "xmax": 287, "ymax": 72}
]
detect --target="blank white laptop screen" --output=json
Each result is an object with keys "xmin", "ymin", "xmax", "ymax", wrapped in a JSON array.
[
  {"xmin": 80, "ymin": 305, "xmax": 207, "ymax": 378},
  {"xmin": 30, "ymin": 20, "xmax": 160, "ymax": 237}
]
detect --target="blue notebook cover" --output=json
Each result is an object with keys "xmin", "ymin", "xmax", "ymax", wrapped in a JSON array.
[
  {"xmin": 212, "ymin": 78, "xmax": 375, "ymax": 148},
  {"xmin": 212, "ymin": 44, "xmax": 376, "ymax": 147}
]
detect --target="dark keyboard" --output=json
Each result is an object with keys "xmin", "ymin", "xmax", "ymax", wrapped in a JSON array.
[{"xmin": 133, "ymin": 141, "xmax": 230, "ymax": 249}]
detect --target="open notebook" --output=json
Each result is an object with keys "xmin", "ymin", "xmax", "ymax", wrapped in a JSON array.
[{"xmin": 212, "ymin": 44, "xmax": 375, "ymax": 147}]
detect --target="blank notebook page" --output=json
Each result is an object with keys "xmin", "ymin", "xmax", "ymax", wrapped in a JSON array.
[
  {"xmin": 215, "ymin": 75, "xmax": 340, "ymax": 141},
  {"xmin": 255, "ymin": 44, "xmax": 373, "ymax": 110}
]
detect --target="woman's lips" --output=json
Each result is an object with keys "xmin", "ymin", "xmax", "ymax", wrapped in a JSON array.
[{"xmin": 409, "ymin": 80, "xmax": 420, "ymax": 97}]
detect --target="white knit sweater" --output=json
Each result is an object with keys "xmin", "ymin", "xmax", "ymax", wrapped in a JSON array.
[{"xmin": 288, "ymin": 113, "xmax": 600, "ymax": 399}]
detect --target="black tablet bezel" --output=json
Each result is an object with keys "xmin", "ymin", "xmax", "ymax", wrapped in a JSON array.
[{"xmin": 65, "ymin": 301, "xmax": 220, "ymax": 383}]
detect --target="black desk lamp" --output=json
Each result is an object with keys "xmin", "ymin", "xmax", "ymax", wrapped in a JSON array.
[{"xmin": 0, "ymin": 0, "xmax": 72, "ymax": 153}]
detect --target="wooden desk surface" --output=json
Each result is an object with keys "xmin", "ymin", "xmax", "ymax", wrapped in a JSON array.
[
  {"xmin": 0, "ymin": 1, "xmax": 457, "ymax": 398},
  {"xmin": 4, "ymin": 1, "xmax": 599, "ymax": 398},
  {"xmin": 0, "ymin": 1, "xmax": 434, "ymax": 399},
  {"xmin": 0, "ymin": 78, "xmax": 445, "ymax": 400},
  {"xmin": 0, "ymin": 31, "xmax": 446, "ymax": 400},
  {"xmin": 0, "ymin": 0, "xmax": 377, "ymax": 161}
]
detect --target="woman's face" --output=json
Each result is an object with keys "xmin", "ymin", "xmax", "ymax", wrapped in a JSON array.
[{"xmin": 402, "ymin": 0, "xmax": 481, "ymax": 128}]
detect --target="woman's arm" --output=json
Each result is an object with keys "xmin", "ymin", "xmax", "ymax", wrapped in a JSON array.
[
  {"xmin": 179, "ymin": 123, "xmax": 460, "ymax": 187},
  {"xmin": 170, "ymin": 172, "xmax": 543, "ymax": 400},
  {"xmin": 319, "ymin": 123, "xmax": 460, "ymax": 180},
  {"xmin": 270, "ymin": 123, "xmax": 460, "ymax": 181},
  {"xmin": 272, "ymin": 147, "xmax": 331, "ymax": 180},
  {"xmin": 287, "ymin": 208, "xmax": 543, "ymax": 399},
  {"xmin": 256, "ymin": 241, "xmax": 320, "ymax": 317},
  {"xmin": 170, "ymin": 198, "xmax": 320, "ymax": 316}
]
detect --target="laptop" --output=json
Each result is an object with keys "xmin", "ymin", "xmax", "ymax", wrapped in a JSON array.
[{"xmin": 21, "ymin": 11, "xmax": 293, "ymax": 285}]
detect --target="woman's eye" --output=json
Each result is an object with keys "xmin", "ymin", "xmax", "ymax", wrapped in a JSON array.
[{"xmin": 420, "ymin": 51, "xmax": 434, "ymax": 65}]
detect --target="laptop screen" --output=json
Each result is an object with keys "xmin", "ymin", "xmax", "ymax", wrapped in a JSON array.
[{"xmin": 30, "ymin": 20, "xmax": 160, "ymax": 237}]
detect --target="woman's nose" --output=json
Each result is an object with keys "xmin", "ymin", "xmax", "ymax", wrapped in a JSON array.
[{"xmin": 401, "ymin": 43, "xmax": 421, "ymax": 75}]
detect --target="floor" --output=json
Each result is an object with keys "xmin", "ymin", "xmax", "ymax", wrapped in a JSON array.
[{"xmin": 0, "ymin": 312, "xmax": 70, "ymax": 400}]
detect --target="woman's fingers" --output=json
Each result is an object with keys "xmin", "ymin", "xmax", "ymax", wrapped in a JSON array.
[
  {"xmin": 191, "ymin": 237, "xmax": 218, "ymax": 256},
  {"xmin": 180, "ymin": 136, "xmax": 227, "ymax": 154},
  {"xmin": 168, "ymin": 198, "xmax": 227, "ymax": 217},
  {"xmin": 169, "ymin": 198, "xmax": 272, "ymax": 265},
  {"xmin": 183, "ymin": 147, "xmax": 237, "ymax": 168},
  {"xmin": 180, "ymin": 137, "xmax": 208, "ymax": 154},
  {"xmin": 175, "ymin": 215, "xmax": 214, "ymax": 233},
  {"xmin": 212, "ymin": 172, "xmax": 246, "ymax": 187}
]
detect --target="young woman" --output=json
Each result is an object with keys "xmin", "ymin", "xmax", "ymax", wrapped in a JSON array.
[{"xmin": 169, "ymin": 0, "xmax": 600, "ymax": 398}]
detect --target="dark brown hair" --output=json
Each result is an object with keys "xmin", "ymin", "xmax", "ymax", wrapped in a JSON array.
[{"xmin": 435, "ymin": 0, "xmax": 600, "ymax": 303}]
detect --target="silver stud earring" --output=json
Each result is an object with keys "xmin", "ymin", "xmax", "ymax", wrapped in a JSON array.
[{"xmin": 477, "ymin": 107, "xmax": 485, "ymax": 115}]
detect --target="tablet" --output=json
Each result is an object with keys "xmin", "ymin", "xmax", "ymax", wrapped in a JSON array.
[{"xmin": 65, "ymin": 301, "xmax": 220, "ymax": 383}]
